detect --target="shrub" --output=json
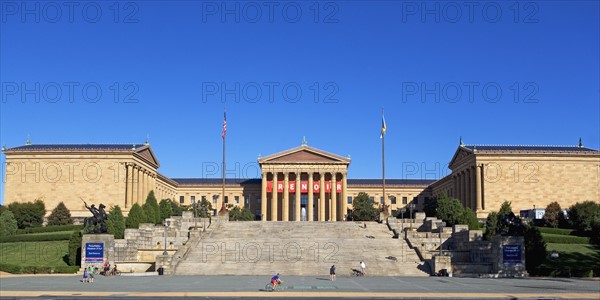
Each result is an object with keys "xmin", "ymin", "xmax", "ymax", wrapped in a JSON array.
[
  {"xmin": 0, "ymin": 231, "xmax": 73, "ymax": 243},
  {"xmin": 461, "ymin": 208, "xmax": 480, "ymax": 230},
  {"xmin": 0, "ymin": 264, "xmax": 79, "ymax": 274},
  {"xmin": 106, "ymin": 205, "xmax": 126, "ymax": 239},
  {"xmin": 8, "ymin": 200, "xmax": 46, "ymax": 229},
  {"xmin": 143, "ymin": 191, "xmax": 160, "ymax": 224},
  {"xmin": 543, "ymin": 201, "xmax": 564, "ymax": 228},
  {"xmin": 568, "ymin": 201, "xmax": 600, "ymax": 232},
  {"xmin": 0, "ymin": 210, "xmax": 18, "ymax": 236},
  {"xmin": 16, "ymin": 224, "xmax": 82, "ymax": 234},
  {"xmin": 125, "ymin": 203, "xmax": 146, "ymax": 229},
  {"xmin": 47, "ymin": 202, "xmax": 73, "ymax": 226},
  {"xmin": 228, "ymin": 206, "xmax": 254, "ymax": 221},
  {"xmin": 67, "ymin": 231, "xmax": 82, "ymax": 266},
  {"xmin": 436, "ymin": 196, "xmax": 464, "ymax": 227},
  {"xmin": 541, "ymin": 233, "xmax": 590, "ymax": 244},
  {"xmin": 169, "ymin": 199, "xmax": 183, "ymax": 216},
  {"xmin": 351, "ymin": 192, "xmax": 378, "ymax": 221},
  {"xmin": 159, "ymin": 199, "xmax": 173, "ymax": 222}
]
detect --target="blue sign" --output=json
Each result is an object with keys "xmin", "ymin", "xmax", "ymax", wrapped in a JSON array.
[
  {"xmin": 85, "ymin": 243, "xmax": 104, "ymax": 263},
  {"xmin": 503, "ymin": 244, "xmax": 522, "ymax": 265}
]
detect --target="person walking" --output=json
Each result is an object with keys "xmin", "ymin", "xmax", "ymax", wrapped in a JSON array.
[
  {"xmin": 88, "ymin": 265, "xmax": 95, "ymax": 283},
  {"xmin": 82, "ymin": 267, "xmax": 88, "ymax": 283},
  {"xmin": 330, "ymin": 265, "xmax": 336, "ymax": 281},
  {"xmin": 360, "ymin": 261, "xmax": 366, "ymax": 276}
]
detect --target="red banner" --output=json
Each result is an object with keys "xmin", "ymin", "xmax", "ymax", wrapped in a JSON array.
[
  {"xmin": 267, "ymin": 181, "xmax": 273, "ymax": 192},
  {"xmin": 336, "ymin": 181, "xmax": 342, "ymax": 192},
  {"xmin": 277, "ymin": 181, "xmax": 284, "ymax": 192},
  {"xmin": 300, "ymin": 181, "xmax": 308, "ymax": 193},
  {"xmin": 313, "ymin": 182, "xmax": 320, "ymax": 193},
  {"xmin": 289, "ymin": 182, "xmax": 296, "ymax": 192},
  {"xmin": 325, "ymin": 181, "xmax": 331, "ymax": 192}
]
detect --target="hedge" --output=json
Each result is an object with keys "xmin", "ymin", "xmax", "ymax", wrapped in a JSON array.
[
  {"xmin": 0, "ymin": 263, "xmax": 79, "ymax": 274},
  {"xmin": 16, "ymin": 224, "xmax": 82, "ymax": 234},
  {"xmin": 542, "ymin": 233, "xmax": 590, "ymax": 244},
  {"xmin": 537, "ymin": 227, "xmax": 574, "ymax": 236},
  {"xmin": 0, "ymin": 232, "xmax": 73, "ymax": 243}
]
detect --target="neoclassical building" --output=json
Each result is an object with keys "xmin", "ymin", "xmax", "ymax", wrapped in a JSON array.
[{"xmin": 2, "ymin": 139, "xmax": 599, "ymax": 220}]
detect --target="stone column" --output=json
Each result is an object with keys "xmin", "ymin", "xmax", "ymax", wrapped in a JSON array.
[
  {"xmin": 151, "ymin": 173, "xmax": 156, "ymax": 194},
  {"xmin": 475, "ymin": 165, "xmax": 482, "ymax": 212},
  {"xmin": 319, "ymin": 172, "xmax": 325, "ymax": 221},
  {"xmin": 453, "ymin": 175, "xmax": 458, "ymax": 198},
  {"xmin": 462, "ymin": 171, "xmax": 467, "ymax": 207},
  {"xmin": 133, "ymin": 167, "xmax": 140, "ymax": 204},
  {"xmin": 126, "ymin": 164, "xmax": 133, "ymax": 208},
  {"xmin": 308, "ymin": 172, "xmax": 314, "ymax": 222},
  {"xmin": 341, "ymin": 172, "xmax": 348, "ymax": 221},
  {"xmin": 465, "ymin": 169, "xmax": 471, "ymax": 210},
  {"xmin": 271, "ymin": 172, "xmax": 278, "ymax": 221},
  {"xmin": 331, "ymin": 173, "xmax": 337, "ymax": 222},
  {"xmin": 295, "ymin": 173, "xmax": 301, "ymax": 221},
  {"xmin": 261, "ymin": 172, "xmax": 267, "ymax": 221},
  {"xmin": 283, "ymin": 172, "xmax": 289, "ymax": 221}
]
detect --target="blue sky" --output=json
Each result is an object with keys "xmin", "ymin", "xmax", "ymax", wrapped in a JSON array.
[{"xmin": 1, "ymin": 1, "xmax": 599, "ymax": 204}]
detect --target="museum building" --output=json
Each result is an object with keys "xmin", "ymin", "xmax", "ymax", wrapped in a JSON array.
[{"xmin": 2, "ymin": 139, "xmax": 599, "ymax": 220}]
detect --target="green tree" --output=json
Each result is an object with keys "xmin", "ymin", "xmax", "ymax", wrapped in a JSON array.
[
  {"xmin": 524, "ymin": 225, "xmax": 547, "ymax": 275},
  {"xmin": 483, "ymin": 212, "xmax": 498, "ymax": 241},
  {"xmin": 47, "ymin": 202, "xmax": 73, "ymax": 226},
  {"xmin": 435, "ymin": 196, "xmax": 464, "ymax": 226},
  {"xmin": 197, "ymin": 198, "xmax": 213, "ymax": 218},
  {"xmin": 67, "ymin": 230, "xmax": 82, "ymax": 266},
  {"xmin": 159, "ymin": 199, "xmax": 173, "ymax": 222},
  {"xmin": 8, "ymin": 200, "xmax": 46, "ymax": 229},
  {"xmin": 543, "ymin": 201, "xmax": 564, "ymax": 228},
  {"xmin": 142, "ymin": 191, "xmax": 160, "ymax": 224},
  {"xmin": 423, "ymin": 195, "xmax": 439, "ymax": 217},
  {"xmin": 228, "ymin": 206, "xmax": 254, "ymax": 221},
  {"xmin": 351, "ymin": 192, "xmax": 378, "ymax": 221},
  {"xmin": 568, "ymin": 201, "xmax": 600, "ymax": 232},
  {"xmin": 126, "ymin": 203, "xmax": 147, "ymax": 229},
  {"xmin": 461, "ymin": 208, "xmax": 480, "ymax": 230},
  {"xmin": 106, "ymin": 205, "xmax": 126, "ymax": 239},
  {"xmin": 0, "ymin": 204, "xmax": 6, "ymax": 215},
  {"xmin": 0, "ymin": 210, "xmax": 18, "ymax": 236},
  {"xmin": 169, "ymin": 199, "xmax": 183, "ymax": 216}
]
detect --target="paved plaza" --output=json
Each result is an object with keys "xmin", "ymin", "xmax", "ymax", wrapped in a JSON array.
[{"xmin": 0, "ymin": 274, "xmax": 599, "ymax": 299}]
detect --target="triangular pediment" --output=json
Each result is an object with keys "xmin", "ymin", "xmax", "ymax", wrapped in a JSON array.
[
  {"xmin": 259, "ymin": 145, "xmax": 350, "ymax": 164},
  {"xmin": 134, "ymin": 145, "xmax": 160, "ymax": 168},
  {"xmin": 448, "ymin": 146, "xmax": 473, "ymax": 169}
]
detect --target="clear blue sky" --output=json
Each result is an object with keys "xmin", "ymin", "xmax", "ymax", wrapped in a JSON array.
[{"xmin": 1, "ymin": 1, "xmax": 599, "ymax": 205}]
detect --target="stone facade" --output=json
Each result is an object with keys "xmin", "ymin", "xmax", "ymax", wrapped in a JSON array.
[{"xmin": 3, "ymin": 142, "xmax": 599, "ymax": 220}]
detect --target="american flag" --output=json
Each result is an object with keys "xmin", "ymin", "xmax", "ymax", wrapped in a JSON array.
[{"xmin": 222, "ymin": 111, "xmax": 227, "ymax": 140}]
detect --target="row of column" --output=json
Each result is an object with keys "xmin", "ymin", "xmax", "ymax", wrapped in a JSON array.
[
  {"xmin": 156, "ymin": 184, "xmax": 176, "ymax": 202},
  {"xmin": 453, "ymin": 165, "xmax": 483, "ymax": 212},
  {"xmin": 125, "ymin": 163, "xmax": 156, "ymax": 208},
  {"xmin": 260, "ymin": 171, "xmax": 348, "ymax": 222}
]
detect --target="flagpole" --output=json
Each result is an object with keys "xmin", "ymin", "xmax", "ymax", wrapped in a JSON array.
[
  {"xmin": 382, "ymin": 108, "xmax": 386, "ymax": 215},
  {"xmin": 221, "ymin": 109, "xmax": 226, "ymax": 214}
]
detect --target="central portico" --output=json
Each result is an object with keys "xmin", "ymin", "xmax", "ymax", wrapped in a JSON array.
[{"xmin": 258, "ymin": 144, "xmax": 351, "ymax": 221}]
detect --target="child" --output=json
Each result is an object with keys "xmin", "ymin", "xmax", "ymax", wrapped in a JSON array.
[
  {"xmin": 82, "ymin": 268, "xmax": 88, "ymax": 283},
  {"xmin": 88, "ymin": 265, "xmax": 94, "ymax": 283}
]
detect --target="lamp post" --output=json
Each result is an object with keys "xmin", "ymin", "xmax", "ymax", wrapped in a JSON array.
[
  {"xmin": 408, "ymin": 203, "xmax": 415, "ymax": 230},
  {"xmin": 163, "ymin": 219, "xmax": 170, "ymax": 255},
  {"xmin": 438, "ymin": 221, "xmax": 446, "ymax": 256},
  {"xmin": 399, "ymin": 208, "xmax": 406, "ymax": 232}
]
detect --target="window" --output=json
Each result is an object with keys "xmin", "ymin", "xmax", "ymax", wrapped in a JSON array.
[
  {"xmin": 245, "ymin": 196, "xmax": 250, "ymax": 205},
  {"xmin": 390, "ymin": 196, "xmax": 397, "ymax": 204},
  {"xmin": 224, "ymin": 196, "xmax": 229, "ymax": 203},
  {"xmin": 369, "ymin": 196, "xmax": 374, "ymax": 204},
  {"xmin": 347, "ymin": 196, "xmax": 352, "ymax": 204},
  {"xmin": 212, "ymin": 195, "xmax": 218, "ymax": 204},
  {"xmin": 402, "ymin": 197, "xmax": 407, "ymax": 204},
  {"xmin": 190, "ymin": 196, "xmax": 196, "ymax": 204},
  {"xmin": 380, "ymin": 196, "xmax": 384, "ymax": 205},
  {"xmin": 179, "ymin": 196, "xmax": 184, "ymax": 204},
  {"xmin": 234, "ymin": 196, "xmax": 239, "ymax": 204},
  {"xmin": 201, "ymin": 196, "xmax": 207, "ymax": 202},
  {"xmin": 413, "ymin": 197, "xmax": 419, "ymax": 204}
]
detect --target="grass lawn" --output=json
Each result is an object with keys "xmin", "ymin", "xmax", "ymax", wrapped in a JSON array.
[
  {"xmin": 541, "ymin": 243, "xmax": 600, "ymax": 276},
  {"xmin": 0, "ymin": 240, "xmax": 70, "ymax": 267}
]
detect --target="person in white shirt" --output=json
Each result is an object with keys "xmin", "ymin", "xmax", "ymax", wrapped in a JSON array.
[{"xmin": 360, "ymin": 261, "xmax": 366, "ymax": 275}]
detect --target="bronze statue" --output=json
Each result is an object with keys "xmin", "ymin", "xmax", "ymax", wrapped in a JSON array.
[{"xmin": 81, "ymin": 198, "xmax": 109, "ymax": 233}]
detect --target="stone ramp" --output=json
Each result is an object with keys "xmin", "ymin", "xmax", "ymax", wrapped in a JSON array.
[{"xmin": 174, "ymin": 222, "xmax": 428, "ymax": 276}]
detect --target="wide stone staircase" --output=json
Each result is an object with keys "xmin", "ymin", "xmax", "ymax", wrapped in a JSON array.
[{"xmin": 173, "ymin": 221, "xmax": 428, "ymax": 276}]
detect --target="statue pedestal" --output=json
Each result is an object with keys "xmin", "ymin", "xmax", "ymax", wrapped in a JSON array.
[{"xmin": 81, "ymin": 234, "xmax": 115, "ymax": 271}]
